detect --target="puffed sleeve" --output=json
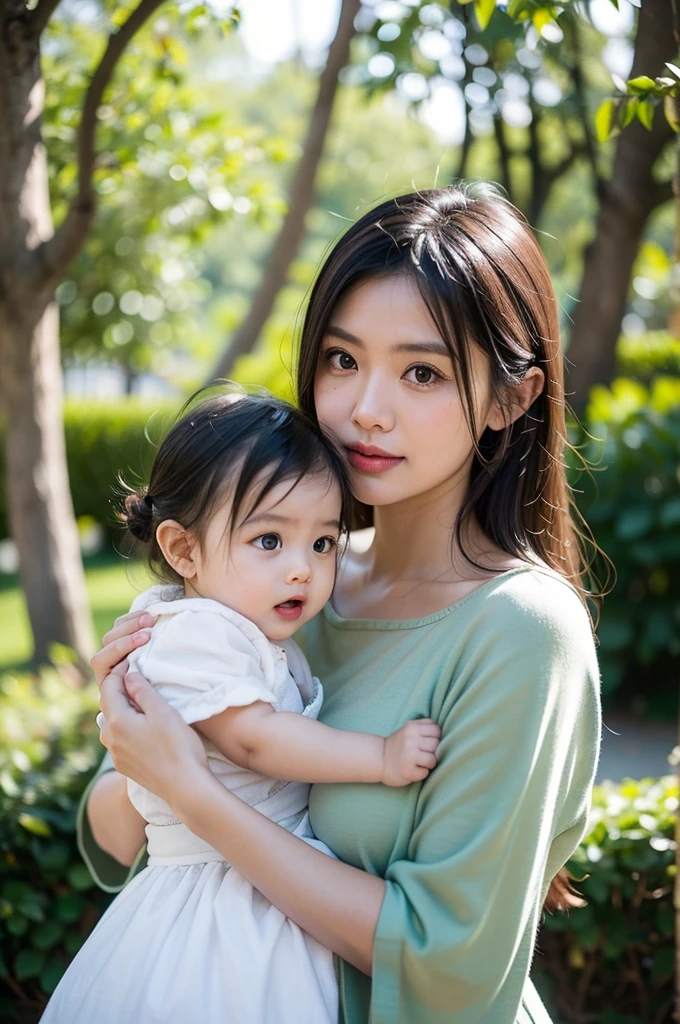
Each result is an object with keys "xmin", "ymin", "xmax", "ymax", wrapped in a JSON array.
[
  {"xmin": 132, "ymin": 607, "xmax": 279, "ymax": 725},
  {"xmin": 370, "ymin": 579, "xmax": 601, "ymax": 1024}
]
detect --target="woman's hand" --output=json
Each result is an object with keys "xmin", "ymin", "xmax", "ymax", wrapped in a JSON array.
[
  {"xmin": 90, "ymin": 611, "xmax": 156, "ymax": 688},
  {"xmin": 98, "ymin": 664, "xmax": 209, "ymax": 812}
]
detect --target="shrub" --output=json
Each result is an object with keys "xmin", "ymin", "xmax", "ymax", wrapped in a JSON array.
[
  {"xmin": 0, "ymin": 662, "xmax": 675, "ymax": 1022},
  {"xmin": 617, "ymin": 331, "xmax": 680, "ymax": 382},
  {"xmin": 533, "ymin": 775, "xmax": 676, "ymax": 1024},
  {"xmin": 573, "ymin": 377, "xmax": 680, "ymax": 712},
  {"xmin": 0, "ymin": 401, "xmax": 175, "ymax": 543},
  {"xmin": 0, "ymin": 667, "xmax": 111, "ymax": 1022}
]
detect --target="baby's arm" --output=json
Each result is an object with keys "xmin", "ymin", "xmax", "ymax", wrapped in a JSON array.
[{"xmin": 196, "ymin": 704, "xmax": 441, "ymax": 788}]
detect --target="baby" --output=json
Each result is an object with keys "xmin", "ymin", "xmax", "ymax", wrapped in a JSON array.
[{"xmin": 43, "ymin": 388, "xmax": 440, "ymax": 1024}]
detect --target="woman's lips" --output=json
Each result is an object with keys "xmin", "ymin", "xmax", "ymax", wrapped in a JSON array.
[{"xmin": 346, "ymin": 447, "xmax": 404, "ymax": 473}]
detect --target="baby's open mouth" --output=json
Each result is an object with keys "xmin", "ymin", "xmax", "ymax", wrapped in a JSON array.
[{"xmin": 274, "ymin": 599, "xmax": 305, "ymax": 619}]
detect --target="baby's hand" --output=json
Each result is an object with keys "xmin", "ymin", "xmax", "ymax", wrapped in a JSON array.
[{"xmin": 382, "ymin": 719, "xmax": 441, "ymax": 787}]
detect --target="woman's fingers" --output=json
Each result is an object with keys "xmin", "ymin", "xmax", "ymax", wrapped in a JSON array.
[
  {"xmin": 99, "ymin": 665, "xmax": 137, "ymax": 722},
  {"xmin": 123, "ymin": 671, "xmax": 169, "ymax": 715},
  {"xmin": 92, "ymin": 611, "xmax": 156, "ymax": 688},
  {"xmin": 90, "ymin": 631, "xmax": 151, "ymax": 689},
  {"xmin": 101, "ymin": 611, "xmax": 156, "ymax": 647},
  {"xmin": 98, "ymin": 669, "xmax": 209, "ymax": 803}
]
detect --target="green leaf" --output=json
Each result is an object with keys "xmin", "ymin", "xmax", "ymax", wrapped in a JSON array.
[
  {"xmin": 66, "ymin": 863, "xmax": 95, "ymax": 891},
  {"xmin": 18, "ymin": 812, "xmax": 52, "ymax": 837},
  {"xmin": 40, "ymin": 961, "xmax": 66, "ymax": 996},
  {"xmin": 595, "ymin": 99, "xmax": 616, "ymax": 142},
  {"xmin": 31, "ymin": 920, "xmax": 64, "ymax": 951},
  {"xmin": 6, "ymin": 913, "xmax": 29, "ymax": 937},
  {"xmin": 474, "ymin": 0, "xmax": 496, "ymax": 30},
  {"xmin": 664, "ymin": 93, "xmax": 680, "ymax": 132},
  {"xmin": 53, "ymin": 893, "xmax": 86, "ymax": 924},
  {"xmin": 14, "ymin": 949, "xmax": 47, "ymax": 982},
  {"xmin": 636, "ymin": 99, "xmax": 655, "ymax": 130},
  {"xmin": 532, "ymin": 9, "xmax": 555, "ymax": 34},
  {"xmin": 627, "ymin": 75, "xmax": 656, "ymax": 96},
  {"xmin": 621, "ymin": 98, "xmax": 637, "ymax": 129}
]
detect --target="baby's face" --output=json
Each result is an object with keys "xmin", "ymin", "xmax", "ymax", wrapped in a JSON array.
[{"xmin": 188, "ymin": 472, "xmax": 342, "ymax": 642}]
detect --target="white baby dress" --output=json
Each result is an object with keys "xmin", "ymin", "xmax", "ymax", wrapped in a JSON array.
[{"xmin": 42, "ymin": 584, "xmax": 338, "ymax": 1024}]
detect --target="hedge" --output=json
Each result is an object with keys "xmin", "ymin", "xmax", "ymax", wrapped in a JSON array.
[
  {"xmin": 575, "ymin": 376, "xmax": 680, "ymax": 711},
  {"xmin": 0, "ymin": 401, "xmax": 176, "ymax": 544},
  {"xmin": 0, "ymin": 665, "xmax": 675, "ymax": 1023}
]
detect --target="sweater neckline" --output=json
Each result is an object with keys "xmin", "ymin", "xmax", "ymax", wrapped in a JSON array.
[{"xmin": 323, "ymin": 564, "xmax": 537, "ymax": 631}]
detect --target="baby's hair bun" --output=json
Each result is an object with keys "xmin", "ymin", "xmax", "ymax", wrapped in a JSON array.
[{"xmin": 124, "ymin": 491, "xmax": 155, "ymax": 543}]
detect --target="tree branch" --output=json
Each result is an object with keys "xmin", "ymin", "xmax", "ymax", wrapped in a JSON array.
[
  {"xmin": 34, "ymin": 0, "xmax": 166, "ymax": 290},
  {"xmin": 33, "ymin": 0, "xmax": 63, "ymax": 36},
  {"xmin": 567, "ymin": 15, "xmax": 604, "ymax": 193},
  {"xmin": 493, "ymin": 113, "xmax": 514, "ymax": 202}
]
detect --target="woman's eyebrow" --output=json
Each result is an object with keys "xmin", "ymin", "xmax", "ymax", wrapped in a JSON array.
[{"xmin": 325, "ymin": 325, "xmax": 450, "ymax": 358}]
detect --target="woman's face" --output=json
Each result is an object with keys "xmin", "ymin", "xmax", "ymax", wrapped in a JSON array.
[{"xmin": 313, "ymin": 274, "xmax": 495, "ymax": 511}]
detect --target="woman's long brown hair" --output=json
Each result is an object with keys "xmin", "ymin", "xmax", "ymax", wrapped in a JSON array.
[
  {"xmin": 296, "ymin": 182, "xmax": 599, "ymax": 911},
  {"xmin": 296, "ymin": 181, "xmax": 598, "ymax": 593}
]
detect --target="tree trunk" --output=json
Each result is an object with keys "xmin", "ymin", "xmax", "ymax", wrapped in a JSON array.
[
  {"xmin": 0, "ymin": 5, "xmax": 94, "ymax": 666},
  {"xmin": 210, "ymin": 0, "xmax": 361, "ymax": 381},
  {"xmin": 565, "ymin": 0, "xmax": 675, "ymax": 411}
]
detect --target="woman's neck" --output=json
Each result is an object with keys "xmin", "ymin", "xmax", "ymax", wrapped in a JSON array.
[{"xmin": 367, "ymin": 475, "xmax": 500, "ymax": 586}]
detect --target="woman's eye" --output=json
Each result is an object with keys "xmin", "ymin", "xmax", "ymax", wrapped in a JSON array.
[
  {"xmin": 327, "ymin": 349, "xmax": 356, "ymax": 372},
  {"xmin": 405, "ymin": 364, "xmax": 442, "ymax": 387},
  {"xmin": 254, "ymin": 533, "xmax": 281, "ymax": 551},
  {"xmin": 313, "ymin": 536, "xmax": 336, "ymax": 554}
]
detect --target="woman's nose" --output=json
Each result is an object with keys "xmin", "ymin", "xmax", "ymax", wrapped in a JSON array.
[{"xmin": 351, "ymin": 376, "xmax": 395, "ymax": 433}]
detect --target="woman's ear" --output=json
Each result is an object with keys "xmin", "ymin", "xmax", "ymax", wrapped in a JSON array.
[
  {"xmin": 486, "ymin": 366, "xmax": 545, "ymax": 431},
  {"xmin": 156, "ymin": 520, "xmax": 198, "ymax": 579}
]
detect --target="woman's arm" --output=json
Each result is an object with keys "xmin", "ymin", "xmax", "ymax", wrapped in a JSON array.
[
  {"xmin": 197, "ymin": 701, "xmax": 440, "ymax": 786},
  {"xmin": 179, "ymin": 767, "xmax": 384, "ymax": 973},
  {"xmin": 98, "ymin": 669, "xmax": 384, "ymax": 975}
]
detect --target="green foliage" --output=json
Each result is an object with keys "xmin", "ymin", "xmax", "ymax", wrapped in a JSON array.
[
  {"xmin": 575, "ymin": 377, "xmax": 680, "ymax": 710},
  {"xmin": 44, "ymin": 6, "xmax": 289, "ymax": 378},
  {"xmin": 0, "ymin": 668, "xmax": 111, "ymax": 1019},
  {"xmin": 533, "ymin": 776, "xmax": 676, "ymax": 1023},
  {"xmin": 0, "ymin": 662, "xmax": 673, "ymax": 1020},
  {"xmin": 617, "ymin": 331, "xmax": 680, "ymax": 382},
  {"xmin": 595, "ymin": 62, "xmax": 680, "ymax": 142}
]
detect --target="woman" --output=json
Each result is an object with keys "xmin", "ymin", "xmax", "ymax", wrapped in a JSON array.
[{"xmin": 85, "ymin": 182, "xmax": 601, "ymax": 1023}]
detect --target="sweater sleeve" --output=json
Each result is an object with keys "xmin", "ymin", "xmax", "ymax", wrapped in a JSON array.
[
  {"xmin": 370, "ymin": 577, "xmax": 601, "ymax": 1024},
  {"xmin": 76, "ymin": 752, "xmax": 148, "ymax": 894}
]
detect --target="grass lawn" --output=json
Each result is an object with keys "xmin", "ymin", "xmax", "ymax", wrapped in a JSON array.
[{"xmin": 0, "ymin": 552, "xmax": 153, "ymax": 671}]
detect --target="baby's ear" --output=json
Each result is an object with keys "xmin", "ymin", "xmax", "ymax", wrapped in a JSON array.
[
  {"xmin": 486, "ymin": 366, "xmax": 545, "ymax": 431},
  {"xmin": 156, "ymin": 520, "xmax": 198, "ymax": 579}
]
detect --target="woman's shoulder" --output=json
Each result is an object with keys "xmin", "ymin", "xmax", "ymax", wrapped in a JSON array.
[{"xmin": 471, "ymin": 564, "xmax": 597, "ymax": 663}]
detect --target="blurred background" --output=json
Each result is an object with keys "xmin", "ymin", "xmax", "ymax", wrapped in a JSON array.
[{"xmin": 0, "ymin": 1, "xmax": 677, "ymax": 1020}]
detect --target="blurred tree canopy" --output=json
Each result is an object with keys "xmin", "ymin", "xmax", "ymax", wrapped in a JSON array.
[{"xmin": 46, "ymin": 5, "xmax": 291, "ymax": 387}]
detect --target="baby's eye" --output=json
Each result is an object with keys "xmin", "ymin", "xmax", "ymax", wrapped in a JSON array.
[
  {"xmin": 253, "ymin": 533, "xmax": 281, "ymax": 551},
  {"xmin": 313, "ymin": 536, "xmax": 336, "ymax": 554},
  {"xmin": 404, "ymin": 364, "xmax": 443, "ymax": 387},
  {"xmin": 327, "ymin": 349, "xmax": 356, "ymax": 371}
]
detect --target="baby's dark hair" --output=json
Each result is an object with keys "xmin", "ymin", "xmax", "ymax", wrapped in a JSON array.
[{"xmin": 120, "ymin": 386, "xmax": 352, "ymax": 586}]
